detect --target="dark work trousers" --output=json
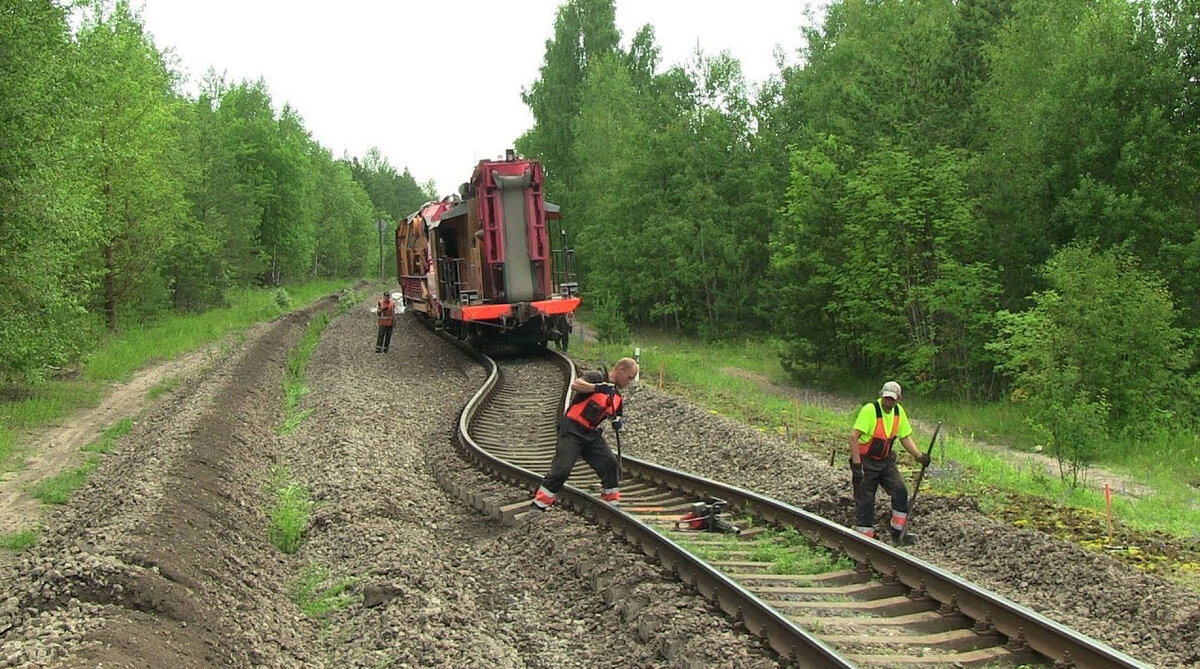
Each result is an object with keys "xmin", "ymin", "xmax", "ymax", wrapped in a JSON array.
[
  {"xmin": 854, "ymin": 455, "xmax": 909, "ymax": 528},
  {"xmin": 375, "ymin": 324, "xmax": 393, "ymax": 352},
  {"xmin": 539, "ymin": 420, "xmax": 619, "ymax": 494}
]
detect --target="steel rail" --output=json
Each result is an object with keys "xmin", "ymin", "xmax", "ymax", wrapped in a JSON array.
[
  {"xmin": 451, "ymin": 344, "xmax": 852, "ymax": 668},
  {"xmin": 616, "ymin": 456, "xmax": 1153, "ymax": 669},
  {"xmin": 443, "ymin": 334, "xmax": 1149, "ymax": 669}
]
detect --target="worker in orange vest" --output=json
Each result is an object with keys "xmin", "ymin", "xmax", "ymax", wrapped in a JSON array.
[
  {"xmin": 375, "ymin": 292, "xmax": 396, "ymax": 353},
  {"xmin": 850, "ymin": 381, "xmax": 930, "ymax": 544},
  {"xmin": 530, "ymin": 358, "xmax": 640, "ymax": 512}
]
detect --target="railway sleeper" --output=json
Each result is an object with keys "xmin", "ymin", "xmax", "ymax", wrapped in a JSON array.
[
  {"xmin": 749, "ymin": 581, "xmax": 906, "ymax": 601},
  {"xmin": 763, "ymin": 594, "xmax": 935, "ymax": 617},
  {"xmin": 790, "ymin": 610, "xmax": 969, "ymax": 636},
  {"xmin": 844, "ymin": 644, "xmax": 1034, "ymax": 668}
]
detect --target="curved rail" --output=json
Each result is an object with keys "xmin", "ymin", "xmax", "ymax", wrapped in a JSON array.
[
  {"xmin": 445, "ymin": 340, "xmax": 1150, "ymax": 669},
  {"xmin": 451, "ymin": 345, "xmax": 850, "ymax": 667}
]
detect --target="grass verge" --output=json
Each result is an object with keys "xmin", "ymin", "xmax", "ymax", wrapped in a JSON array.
[
  {"xmin": 147, "ymin": 377, "xmax": 183, "ymax": 401},
  {"xmin": 575, "ymin": 327, "xmax": 1200, "ymax": 582},
  {"xmin": 268, "ymin": 468, "xmax": 312, "ymax": 554},
  {"xmin": 0, "ymin": 528, "xmax": 39, "ymax": 552},
  {"xmin": 0, "ymin": 280, "xmax": 350, "ymax": 472},
  {"xmin": 30, "ymin": 456, "xmax": 100, "ymax": 505},
  {"xmin": 81, "ymin": 416, "xmax": 134, "ymax": 454},
  {"xmin": 279, "ymin": 287, "xmax": 364, "ymax": 436}
]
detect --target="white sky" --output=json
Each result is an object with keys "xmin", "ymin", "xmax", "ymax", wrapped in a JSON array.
[{"xmin": 136, "ymin": 1, "xmax": 825, "ymax": 196}]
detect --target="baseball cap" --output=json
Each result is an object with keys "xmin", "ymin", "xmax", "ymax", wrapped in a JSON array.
[{"xmin": 880, "ymin": 381, "xmax": 902, "ymax": 400}]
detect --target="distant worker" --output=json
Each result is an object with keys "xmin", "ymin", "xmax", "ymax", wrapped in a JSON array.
[
  {"xmin": 849, "ymin": 381, "xmax": 930, "ymax": 544},
  {"xmin": 530, "ymin": 357, "xmax": 640, "ymax": 512},
  {"xmin": 375, "ymin": 292, "xmax": 396, "ymax": 353}
]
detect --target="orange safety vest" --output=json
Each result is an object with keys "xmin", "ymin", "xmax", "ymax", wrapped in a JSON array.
[
  {"xmin": 565, "ymin": 388, "xmax": 622, "ymax": 431},
  {"xmin": 377, "ymin": 299, "xmax": 395, "ymax": 327},
  {"xmin": 859, "ymin": 400, "xmax": 901, "ymax": 460}
]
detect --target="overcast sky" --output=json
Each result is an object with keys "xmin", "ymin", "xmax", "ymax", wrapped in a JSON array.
[{"xmin": 137, "ymin": 1, "xmax": 826, "ymax": 196}]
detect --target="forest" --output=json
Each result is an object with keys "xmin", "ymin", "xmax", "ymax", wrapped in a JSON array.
[
  {"xmin": 4, "ymin": 0, "xmax": 1200, "ymax": 466},
  {"xmin": 517, "ymin": 0, "xmax": 1200, "ymax": 464},
  {"xmin": 1, "ymin": 1, "xmax": 433, "ymax": 384}
]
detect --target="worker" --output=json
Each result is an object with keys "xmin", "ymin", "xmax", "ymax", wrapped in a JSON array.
[
  {"xmin": 849, "ymin": 381, "xmax": 930, "ymax": 544},
  {"xmin": 530, "ymin": 357, "xmax": 640, "ymax": 512},
  {"xmin": 375, "ymin": 292, "xmax": 396, "ymax": 353}
]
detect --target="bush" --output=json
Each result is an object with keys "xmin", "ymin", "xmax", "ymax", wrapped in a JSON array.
[
  {"xmin": 990, "ymin": 243, "xmax": 1189, "ymax": 465},
  {"xmin": 273, "ymin": 288, "xmax": 291, "ymax": 310},
  {"xmin": 590, "ymin": 296, "xmax": 631, "ymax": 343}
]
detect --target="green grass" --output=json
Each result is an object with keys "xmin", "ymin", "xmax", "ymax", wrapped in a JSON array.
[
  {"xmin": 0, "ymin": 280, "xmax": 350, "ymax": 472},
  {"xmin": 669, "ymin": 526, "xmax": 853, "ymax": 576},
  {"xmin": 268, "ymin": 468, "xmax": 312, "ymax": 553},
  {"xmin": 576, "ymin": 333, "xmax": 848, "ymax": 448},
  {"xmin": 278, "ymin": 287, "xmax": 364, "ymax": 436},
  {"xmin": 0, "ymin": 528, "xmax": 39, "ymax": 551},
  {"xmin": 279, "ymin": 313, "xmax": 330, "ymax": 435},
  {"xmin": 81, "ymin": 416, "xmax": 134, "ymax": 454},
  {"xmin": 292, "ymin": 564, "xmax": 357, "ymax": 619},
  {"xmin": 147, "ymin": 377, "xmax": 183, "ymax": 400},
  {"xmin": 30, "ymin": 456, "xmax": 100, "ymax": 505},
  {"xmin": 82, "ymin": 281, "xmax": 347, "ymax": 383},
  {"xmin": 577, "ymin": 326, "xmax": 1200, "ymax": 545}
]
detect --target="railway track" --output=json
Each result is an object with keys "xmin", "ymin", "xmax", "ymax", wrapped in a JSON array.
[{"xmin": 436, "ymin": 344, "xmax": 1153, "ymax": 669}]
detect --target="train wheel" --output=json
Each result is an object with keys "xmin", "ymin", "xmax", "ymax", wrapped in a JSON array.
[{"xmin": 555, "ymin": 332, "xmax": 569, "ymax": 352}]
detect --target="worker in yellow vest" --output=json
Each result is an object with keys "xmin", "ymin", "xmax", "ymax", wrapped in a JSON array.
[{"xmin": 849, "ymin": 381, "xmax": 930, "ymax": 544}]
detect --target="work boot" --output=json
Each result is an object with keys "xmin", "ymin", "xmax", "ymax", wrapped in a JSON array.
[{"xmin": 890, "ymin": 528, "xmax": 917, "ymax": 545}]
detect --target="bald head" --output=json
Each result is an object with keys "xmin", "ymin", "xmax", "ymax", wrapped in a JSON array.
[{"xmin": 610, "ymin": 357, "xmax": 640, "ymax": 388}]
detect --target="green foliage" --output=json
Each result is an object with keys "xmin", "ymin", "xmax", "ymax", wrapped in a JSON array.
[
  {"xmin": 0, "ymin": 0, "xmax": 100, "ymax": 381},
  {"xmin": 0, "ymin": 281, "xmax": 345, "ymax": 472},
  {"xmin": 0, "ymin": 529, "xmax": 39, "ymax": 552},
  {"xmin": 774, "ymin": 139, "xmax": 999, "ymax": 393},
  {"xmin": 280, "ymin": 312, "xmax": 330, "ymax": 435},
  {"xmin": 31, "ymin": 456, "xmax": 100, "ymax": 505},
  {"xmin": 586, "ymin": 297, "xmax": 632, "ymax": 343},
  {"xmin": 1, "ymin": 0, "xmax": 391, "ymax": 382},
  {"xmin": 274, "ymin": 288, "xmax": 292, "ymax": 310},
  {"xmin": 82, "ymin": 416, "xmax": 134, "ymax": 454},
  {"xmin": 291, "ymin": 565, "xmax": 357, "ymax": 620},
  {"xmin": 75, "ymin": 2, "xmax": 191, "ymax": 332},
  {"xmin": 518, "ymin": 0, "xmax": 620, "ymax": 210},
  {"xmin": 990, "ymin": 243, "xmax": 1189, "ymax": 467},
  {"xmin": 267, "ymin": 468, "xmax": 312, "ymax": 553}
]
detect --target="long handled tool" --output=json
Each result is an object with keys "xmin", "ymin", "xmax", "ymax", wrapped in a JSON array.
[
  {"xmin": 598, "ymin": 363, "xmax": 623, "ymax": 483},
  {"xmin": 898, "ymin": 421, "xmax": 941, "ymax": 545},
  {"xmin": 613, "ymin": 423, "xmax": 623, "ymax": 483}
]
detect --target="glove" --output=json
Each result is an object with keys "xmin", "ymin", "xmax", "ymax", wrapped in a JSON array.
[
  {"xmin": 850, "ymin": 461, "xmax": 864, "ymax": 490},
  {"xmin": 594, "ymin": 382, "xmax": 617, "ymax": 396},
  {"xmin": 612, "ymin": 416, "xmax": 623, "ymax": 432},
  {"xmin": 916, "ymin": 452, "xmax": 931, "ymax": 466}
]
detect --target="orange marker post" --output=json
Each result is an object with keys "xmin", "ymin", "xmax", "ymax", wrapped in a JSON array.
[{"xmin": 1104, "ymin": 481, "xmax": 1114, "ymax": 543}]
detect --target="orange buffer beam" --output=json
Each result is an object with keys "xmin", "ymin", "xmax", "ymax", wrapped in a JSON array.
[{"xmin": 458, "ymin": 297, "xmax": 580, "ymax": 322}]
